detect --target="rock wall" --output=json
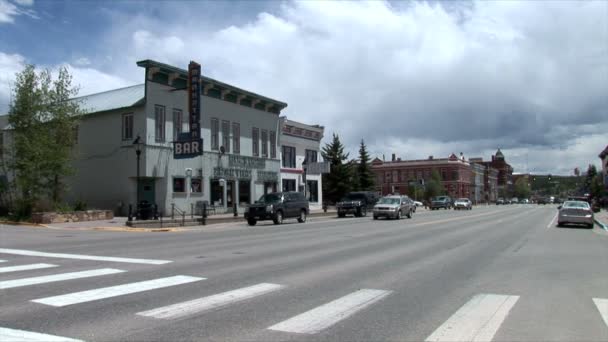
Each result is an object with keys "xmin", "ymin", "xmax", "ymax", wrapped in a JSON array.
[{"xmin": 31, "ymin": 210, "xmax": 114, "ymax": 224}]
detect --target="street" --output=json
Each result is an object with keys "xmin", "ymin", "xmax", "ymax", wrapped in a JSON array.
[{"xmin": 1, "ymin": 205, "xmax": 607, "ymax": 342}]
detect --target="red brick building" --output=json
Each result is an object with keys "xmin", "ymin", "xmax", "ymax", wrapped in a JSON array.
[
  {"xmin": 371, "ymin": 153, "xmax": 473, "ymax": 199},
  {"xmin": 478, "ymin": 149, "xmax": 513, "ymax": 195}
]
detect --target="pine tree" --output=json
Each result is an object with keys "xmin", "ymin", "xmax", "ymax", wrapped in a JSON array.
[
  {"xmin": 321, "ymin": 134, "xmax": 352, "ymax": 204},
  {"xmin": 356, "ymin": 139, "xmax": 375, "ymax": 191}
]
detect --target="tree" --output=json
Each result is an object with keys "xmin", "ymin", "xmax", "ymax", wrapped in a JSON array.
[
  {"xmin": 514, "ymin": 177, "xmax": 531, "ymax": 199},
  {"xmin": 321, "ymin": 134, "xmax": 352, "ymax": 204},
  {"xmin": 424, "ymin": 170, "xmax": 445, "ymax": 201},
  {"xmin": 355, "ymin": 139, "xmax": 375, "ymax": 191},
  {"xmin": 584, "ymin": 164, "xmax": 598, "ymax": 194},
  {"xmin": 7, "ymin": 65, "xmax": 82, "ymax": 215}
]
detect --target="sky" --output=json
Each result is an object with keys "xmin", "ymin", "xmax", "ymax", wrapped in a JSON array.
[{"xmin": 0, "ymin": 0, "xmax": 607, "ymax": 175}]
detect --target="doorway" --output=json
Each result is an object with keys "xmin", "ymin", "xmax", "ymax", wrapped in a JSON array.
[
  {"xmin": 138, "ymin": 178, "xmax": 156, "ymax": 205},
  {"xmin": 226, "ymin": 180, "xmax": 236, "ymax": 207}
]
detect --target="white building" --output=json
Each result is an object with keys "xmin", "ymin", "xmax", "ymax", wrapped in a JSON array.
[
  {"xmin": 279, "ymin": 118, "xmax": 324, "ymax": 210},
  {"xmin": 1, "ymin": 59, "xmax": 289, "ymax": 216}
]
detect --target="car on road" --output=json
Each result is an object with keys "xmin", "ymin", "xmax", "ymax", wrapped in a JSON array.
[
  {"xmin": 373, "ymin": 195, "xmax": 414, "ymax": 220},
  {"xmin": 511, "ymin": 197, "xmax": 519, "ymax": 204},
  {"xmin": 454, "ymin": 198, "xmax": 472, "ymax": 210},
  {"xmin": 537, "ymin": 197, "xmax": 549, "ymax": 205},
  {"xmin": 557, "ymin": 200, "xmax": 594, "ymax": 228},
  {"xmin": 496, "ymin": 198, "xmax": 505, "ymax": 205},
  {"xmin": 520, "ymin": 198, "xmax": 530, "ymax": 204},
  {"xmin": 336, "ymin": 191, "xmax": 380, "ymax": 218},
  {"xmin": 430, "ymin": 196, "xmax": 452, "ymax": 210},
  {"xmin": 245, "ymin": 192, "xmax": 309, "ymax": 226},
  {"xmin": 413, "ymin": 201, "xmax": 423, "ymax": 212}
]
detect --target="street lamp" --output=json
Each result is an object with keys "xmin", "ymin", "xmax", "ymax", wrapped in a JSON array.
[{"xmin": 133, "ymin": 135, "xmax": 144, "ymax": 219}]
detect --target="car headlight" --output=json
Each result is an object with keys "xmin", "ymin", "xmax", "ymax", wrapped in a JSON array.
[
  {"xmin": 585, "ymin": 214, "xmax": 592, "ymax": 218},
  {"xmin": 265, "ymin": 205, "xmax": 273, "ymax": 212}
]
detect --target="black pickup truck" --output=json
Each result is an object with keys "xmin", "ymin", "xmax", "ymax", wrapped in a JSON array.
[{"xmin": 336, "ymin": 191, "xmax": 380, "ymax": 218}]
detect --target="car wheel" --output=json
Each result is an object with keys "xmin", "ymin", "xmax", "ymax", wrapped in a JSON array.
[
  {"xmin": 373, "ymin": 215, "xmax": 378, "ymax": 220},
  {"xmin": 247, "ymin": 219, "xmax": 257, "ymax": 226},
  {"xmin": 297, "ymin": 209, "xmax": 307, "ymax": 223},
  {"xmin": 406, "ymin": 210, "xmax": 412, "ymax": 219},
  {"xmin": 273, "ymin": 211, "xmax": 283, "ymax": 225},
  {"xmin": 338, "ymin": 212, "xmax": 346, "ymax": 218},
  {"xmin": 587, "ymin": 223, "xmax": 594, "ymax": 228},
  {"xmin": 557, "ymin": 222, "xmax": 563, "ymax": 227},
  {"xmin": 397, "ymin": 210, "xmax": 402, "ymax": 220},
  {"xmin": 361, "ymin": 207, "xmax": 367, "ymax": 217}
]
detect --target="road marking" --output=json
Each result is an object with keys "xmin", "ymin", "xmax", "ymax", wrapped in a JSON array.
[
  {"xmin": 0, "ymin": 327, "xmax": 84, "ymax": 342},
  {"xmin": 0, "ymin": 259, "xmax": 6, "ymax": 263},
  {"xmin": 0, "ymin": 263, "xmax": 58, "ymax": 274},
  {"xmin": 593, "ymin": 298, "xmax": 608, "ymax": 327},
  {"xmin": 31, "ymin": 275, "xmax": 204, "ymax": 307},
  {"xmin": 426, "ymin": 293, "xmax": 519, "ymax": 342},
  {"xmin": 1, "ymin": 268, "xmax": 125, "ymax": 289},
  {"xmin": 547, "ymin": 212, "xmax": 558, "ymax": 229},
  {"xmin": 138, "ymin": 283, "xmax": 285, "ymax": 319},
  {"xmin": 0, "ymin": 248, "xmax": 171, "ymax": 265},
  {"xmin": 268, "ymin": 289, "xmax": 392, "ymax": 334}
]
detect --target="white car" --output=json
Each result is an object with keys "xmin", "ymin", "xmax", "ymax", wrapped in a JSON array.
[{"xmin": 453, "ymin": 198, "xmax": 472, "ymax": 210}]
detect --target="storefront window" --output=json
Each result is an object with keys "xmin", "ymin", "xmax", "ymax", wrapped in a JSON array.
[
  {"xmin": 173, "ymin": 177, "xmax": 185, "ymax": 193},
  {"xmin": 239, "ymin": 180, "xmax": 251, "ymax": 205},
  {"xmin": 210, "ymin": 179, "xmax": 223, "ymax": 206},
  {"xmin": 307, "ymin": 180, "xmax": 319, "ymax": 202},
  {"xmin": 282, "ymin": 179, "xmax": 296, "ymax": 192},
  {"xmin": 191, "ymin": 178, "xmax": 202, "ymax": 193}
]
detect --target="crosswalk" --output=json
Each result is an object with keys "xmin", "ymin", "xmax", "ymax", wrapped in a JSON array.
[{"xmin": 1, "ymin": 251, "xmax": 606, "ymax": 342}]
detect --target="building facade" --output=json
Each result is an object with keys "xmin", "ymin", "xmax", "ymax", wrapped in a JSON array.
[
  {"xmin": 279, "ymin": 118, "xmax": 324, "ymax": 210},
  {"xmin": 600, "ymin": 145, "xmax": 608, "ymax": 190},
  {"xmin": 371, "ymin": 153, "xmax": 473, "ymax": 199},
  {"xmin": 469, "ymin": 162, "xmax": 485, "ymax": 204},
  {"xmin": 479, "ymin": 149, "xmax": 513, "ymax": 196}
]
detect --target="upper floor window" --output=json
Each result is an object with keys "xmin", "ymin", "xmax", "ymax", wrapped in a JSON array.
[
  {"xmin": 252, "ymin": 128, "xmax": 259, "ymax": 156},
  {"xmin": 305, "ymin": 149, "xmax": 318, "ymax": 164},
  {"xmin": 282, "ymin": 145, "xmax": 296, "ymax": 168},
  {"xmin": 122, "ymin": 113, "xmax": 133, "ymax": 140},
  {"xmin": 210, "ymin": 118, "xmax": 219, "ymax": 150},
  {"xmin": 261, "ymin": 129, "xmax": 268, "ymax": 157},
  {"xmin": 270, "ymin": 131, "xmax": 276, "ymax": 158},
  {"xmin": 222, "ymin": 120, "xmax": 230, "ymax": 153},
  {"xmin": 232, "ymin": 122, "xmax": 240, "ymax": 154},
  {"xmin": 173, "ymin": 109, "xmax": 183, "ymax": 140},
  {"xmin": 154, "ymin": 105, "xmax": 166, "ymax": 142}
]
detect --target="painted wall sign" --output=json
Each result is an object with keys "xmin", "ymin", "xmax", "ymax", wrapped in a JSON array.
[
  {"xmin": 257, "ymin": 170, "xmax": 278, "ymax": 182},
  {"xmin": 228, "ymin": 155, "xmax": 266, "ymax": 169},
  {"xmin": 213, "ymin": 167, "xmax": 252, "ymax": 179},
  {"xmin": 174, "ymin": 137, "xmax": 203, "ymax": 159}
]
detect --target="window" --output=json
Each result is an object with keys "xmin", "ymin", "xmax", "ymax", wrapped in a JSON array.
[
  {"xmin": 222, "ymin": 120, "xmax": 230, "ymax": 153},
  {"xmin": 305, "ymin": 149, "xmax": 318, "ymax": 164},
  {"xmin": 282, "ymin": 145, "xmax": 296, "ymax": 168},
  {"xmin": 210, "ymin": 179, "xmax": 223, "ymax": 205},
  {"xmin": 191, "ymin": 178, "xmax": 202, "ymax": 193},
  {"xmin": 252, "ymin": 128, "xmax": 259, "ymax": 156},
  {"xmin": 211, "ymin": 118, "xmax": 219, "ymax": 150},
  {"xmin": 155, "ymin": 105, "xmax": 166, "ymax": 142},
  {"xmin": 173, "ymin": 109, "xmax": 183, "ymax": 140},
  {"xmin": 261, "ymin": 129, "xmax": 268, "ymax": 157},
  {"xmin": 282, "ymin": 179, "xmax": 296, "ymax": 192},
  {"xmin": 122, "ymin": 113, "xmax": 133, "ymax": 140},
  {"xmin": 385, "ymin": 171, "xmax": 391, "ymax": 182},
  {"xmin": 452, "ymin": 170, "xmax": 459, "ymax": 181},
  {"xmin": 307, "ymin": 180, "xmax": 319, "ymax": 202},
  {"xmin": 239, "ymin": 180, "xmax": 250, "ymax": 205},
  {"xmin": 173, "ymin": 177, "xmax": 185, "ymax": 193},
  {"xmin": 232, "ymin": 122, "xmax": 240, "ymax": 154},
  {"xmin": 270, "ymin": 131, "xmax": 276, "ymax": 158}
]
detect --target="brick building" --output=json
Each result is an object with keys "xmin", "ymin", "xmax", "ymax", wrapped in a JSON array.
[
  {"xmin": 477, "ymin": 149, "xmax": 513, "ymax": 196},
  {"xmin": 371, "ymin": 153, "xmax": 473, "ymax": 199}
]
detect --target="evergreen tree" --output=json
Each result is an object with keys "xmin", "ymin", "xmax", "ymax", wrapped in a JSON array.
[
  {"xmin": 321, "ymin": 134, "xmax": 352, "ymax": 204},
  {"xmin": 424, "ymin": 169, "xmax": 445, "ymax": 201},
  {"xmin": 356, "ymin": 139, "xmax": 375, "ymax": 191},
  {"xmin": 514, "ymin": 177, "xmax": 531, "ymax": 199}
]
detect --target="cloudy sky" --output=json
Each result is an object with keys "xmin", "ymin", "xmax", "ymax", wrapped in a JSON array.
[{"xmin": 1, "ymin": 0, "xmax": 606, "ymax": 175}]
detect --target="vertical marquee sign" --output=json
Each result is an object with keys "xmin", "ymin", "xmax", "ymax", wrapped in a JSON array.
[{"xmin": 174, "ymin": 61, "xmax": 204, "ymax": 159}]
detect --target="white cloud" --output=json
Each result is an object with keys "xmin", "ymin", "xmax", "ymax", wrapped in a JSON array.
[
  {"xmin": 13, "ymin": 0, "xmax": 33, "ymax": 6},
  {"xmin": 0, "ymin": 52, "xmax": 25, "ymax": 113},
  {"xmin": 73, "ymin": 57, "xmax": 91, "ymax": 66},
  {"xmin": 0, "ymin": 0, "xmax": 18, "ymax": 23}
]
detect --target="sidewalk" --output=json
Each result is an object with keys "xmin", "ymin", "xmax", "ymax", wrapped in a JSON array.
[{"xmin": 594, "ymin": 209, "xmax": 608, "ymax": 231}]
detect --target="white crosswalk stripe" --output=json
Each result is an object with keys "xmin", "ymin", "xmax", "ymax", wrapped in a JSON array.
[
  {"xmin": 0, "ymin": 248, "xmax": 171, "ymax": 265},
  {"xmin": 0, "ymin": 263, "xmax": 58, "ymax": 274},
  {"xmin": 138, "ymin": 283, "xmax": 285, "ymax": 319},
  {"xmin": 593, "ymin": 298, "xmax": 608, "ymax": 328},
  {"xmin": 268, "ymin": 289, "xmax": 392, "ymax": 334},
  {"xmin": 0, "ymin": 327, "xmax": 84, "ymax": 342},
  {"xmin": 0, "ymin": 268, "xmax": 125, "ymax": 289},
  {"xmin": 425, "ymin": 293, "xmax": 519, "ymax": 342},
  {"xmin": 31, "ymin": 275, "xmax": 204, "ymax": 307}
]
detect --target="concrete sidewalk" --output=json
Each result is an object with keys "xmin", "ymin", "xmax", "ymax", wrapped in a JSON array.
[{"xmin": 594, "ymin": 209, "xmax": 608, "ymax": 231}]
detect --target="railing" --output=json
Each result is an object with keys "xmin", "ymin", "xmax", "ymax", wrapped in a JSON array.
[{"xmin": 171, "ymin": 203, "xmax": 186, "ymax": 226}]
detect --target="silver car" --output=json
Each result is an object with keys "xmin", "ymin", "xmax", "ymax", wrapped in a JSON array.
[
  {"xmin": 454, "ymin": 198, "xmax": 472, "ymax": 210},
  {"xmin": 557, "ymin": 201, "xmax": 594, "ymax": 228},
  {"xmin": 373, "ymin": 195, "xmax": 414, "ymax": 220}
]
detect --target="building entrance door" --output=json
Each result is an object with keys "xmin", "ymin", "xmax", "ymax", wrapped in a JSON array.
[{"xmin": 226, "ymin": 180, "xmax": 236, "ymax": 207}]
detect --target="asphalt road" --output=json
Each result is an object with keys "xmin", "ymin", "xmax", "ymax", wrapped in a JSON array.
[{"xmin": 1, "ymin": 205, "xmax": 607, "ymax": 342}]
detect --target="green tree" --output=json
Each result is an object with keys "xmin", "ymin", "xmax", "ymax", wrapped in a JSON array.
[
  {"xmin": 584, "ymin": 164, "xmax": 598, "ymax": 194},
  {"xmin": 424, "ymin": 170, "xmax": 445, "ymax": 201},
  {"xmin": 355, "ymin": 139, "xmax": 375, "ymax": 191},
  {"xmin": 7, "ymin": 65, "xmax": 82, "ymax": 215},
  {"xmin": 514, "ymin": 177, "xmax": 531, "ymax": 199},
  {"xmin": 321, "ymin": 134, "xmax": 352, "ymax": 204}
]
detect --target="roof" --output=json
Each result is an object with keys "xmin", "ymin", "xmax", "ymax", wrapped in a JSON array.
[{"xmin": 73, "ymin": 84, "xmax": 145, "ymax": 114}]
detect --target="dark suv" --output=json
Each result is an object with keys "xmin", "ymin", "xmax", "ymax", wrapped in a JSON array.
[
  {"xmin": 244, "ymin": 192, "xmax": 309, "ymax": 226},
  {"xmin": 430, "ymin": 196, "xmax": 452, "ymax": 210},
  {"xmin": 336, "ymin": 191, "xmax": 380, "ymax": 218}
]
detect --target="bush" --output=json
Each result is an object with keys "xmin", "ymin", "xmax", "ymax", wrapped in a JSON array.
[
  {"xmin": 54, "ymin": 202, "xmax": 73, "ymax": 213},
  {"xmin": 73, "ymin": 200, "xmax": 87, "ymax": 211},
  {"xmin": 10, "ymin": 199, "xmax": 33, "ymax": 221}
]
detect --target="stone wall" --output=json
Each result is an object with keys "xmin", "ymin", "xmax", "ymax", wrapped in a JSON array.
[{"xmin": 31, "ymin": 210, "xmax": 114, "ymax": 224}]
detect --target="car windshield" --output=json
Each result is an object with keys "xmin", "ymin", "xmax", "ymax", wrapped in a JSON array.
[
  {"xmin": 342, "ymin": 194, "xmax": 364, "ymax": 201},
  {"xmin": 562, "ymin": 201, "xmax": 590, "ymax": 209},
  {"xmin": 378, "ymin": 197, "xmax": 400, "ymax": 205},
  {"xmin": 434, "ymin": 197, "xmax": 448, "ymax": 201},
  {"xmin": 257, "ymin": 194, "xmax": 281, "ymax": 203},
  {"xmin": 456, "ymin": 198, "xmax": 468, "ymax": 202}
]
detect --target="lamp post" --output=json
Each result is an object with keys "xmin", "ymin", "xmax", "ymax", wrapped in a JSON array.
[{"xmin": 133, "ymin": 135, "xmax": 143, "ymax": 219}]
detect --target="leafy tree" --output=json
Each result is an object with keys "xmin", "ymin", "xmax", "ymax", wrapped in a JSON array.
[
  {"xmin": 7, "ymin": 65, "xmax": 82, "ymax": 215},
  {"xmin": 424, "ymin": 170, "xmax": 445, "ymax": 201},
  {"xmin": 321, "ymin": 134, "xmax": 352, "ymax": 204},
  {"xmin": 514, "ymin": 177, "xmax": 531, "ymax": 199},
  {"xmin": 355, "ymin": 139, "xmax": 375, "ymax": 191},
  {"xmin": 584, "ymin": 164, "xmax": 598, "ymax": 194}
]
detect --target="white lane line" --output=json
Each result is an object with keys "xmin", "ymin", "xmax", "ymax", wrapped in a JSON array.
[
  {"xmin": 138, "ymin": 283, "xmax": 285, "ymax": 319},
  {"xmin": 0, "ymin": 248, "xmax": 171, "ymax": 265},
  {"xmin": 0, "ymin": 259, "xmax": 6, "ymax": 262},
  {"xmin": 1, "ymin": 268, "xmax": 125, "ymax": 290},
  {"xmin": 0, "ymin": 263, "xmax": 58, "ymax": 274},
  {"xmin": 426, "ymin": 293, "xmax": 519, "ymax": 342},
  {"xmin": 547, "ymin": 212, "xmax": 558, "ymax": 229},
  {"xmin": 32, "ymin": 275, "xmax": 204, "ymax": 307},
  {"xmin": 268, "ymin": 289, "xmax": 392, "ymax": 334},
  {"xmin": 0, "ymin": 327, "xmax": 84, "ymax": 342},
  {"xmin": 593, "ymin": 298, "xmax": 608, "ymax": 328}
]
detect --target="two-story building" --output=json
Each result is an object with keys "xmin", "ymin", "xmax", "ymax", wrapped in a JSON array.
[
  {"xmin": 600, "ymin": 145, "xmax": 608, "ymax": 191},
  {"xmin": 279, "ymin": 118, "xmax": 324, "ymax": 210}
]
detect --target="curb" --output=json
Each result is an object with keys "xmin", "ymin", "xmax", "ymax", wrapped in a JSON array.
[
  {"xmin": 0, "ymin": 220, "xmax": 44, "ymax": 227},
  {"xmin": 594, "ymin": 218, "xmax": 608, "ymax": 231}
]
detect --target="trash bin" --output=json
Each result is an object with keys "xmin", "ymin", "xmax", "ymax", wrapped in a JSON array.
[{"xmin": 138, "ymin": 200, "xmax": 152, "ymax": 220}]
